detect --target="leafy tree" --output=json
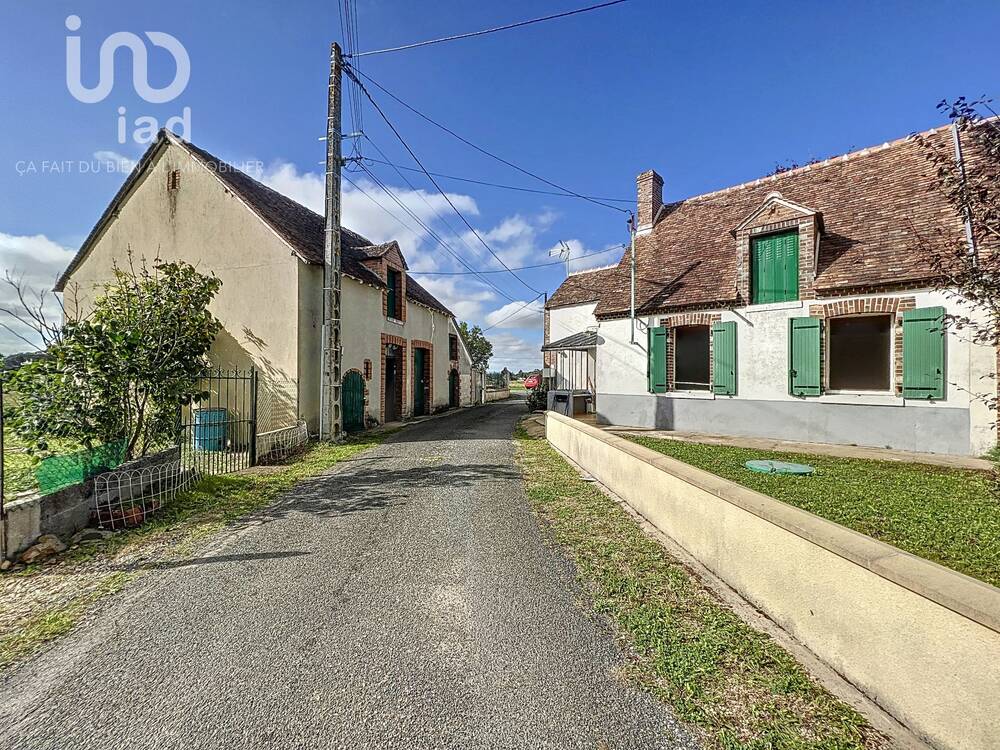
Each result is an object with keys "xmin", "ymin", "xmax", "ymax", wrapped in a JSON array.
[
  {"xmin": 457, "ymin": 321, "xmax": 493, "ymax": 371},
  {"xmin": 5, "ymin": 257, "xmax": 221, "ymax": 460},
  {"xmin": 915, "ymin": 97, "xmax": 1000, "ymax": 409}
]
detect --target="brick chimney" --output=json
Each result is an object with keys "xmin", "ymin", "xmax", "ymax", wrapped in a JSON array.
[{"xmin": 636, "ymin": 169, "xmax": 663, "ymax": 234}]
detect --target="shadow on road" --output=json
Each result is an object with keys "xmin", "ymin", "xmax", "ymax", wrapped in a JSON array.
[{"xmin": 257, "ymin": 461, "xmax": 520, "ymax": 521}]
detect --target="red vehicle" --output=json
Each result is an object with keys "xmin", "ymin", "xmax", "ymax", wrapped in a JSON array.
[{"xmin": 523, "ymin": 373, "xmax": 541, "ymax": 390}]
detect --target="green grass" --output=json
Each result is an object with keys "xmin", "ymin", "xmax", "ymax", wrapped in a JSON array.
[
  {"xmin": 516, "ymin": 424, "xmax": 884, "ymax": 750},
  {"xmin": 629, "ymin": 437, "xmax": 1000, "ymax": 588},
  {"xmin": 0, "ymin": 432, "xmax": 389, "ymax": 668},
  {"xmin": 510, "ymin": 380, "xmax": 527, "ymax": 392},
  {"xmin": 3, "ymin": 429, "xmax": 82, "ymax": 498}
]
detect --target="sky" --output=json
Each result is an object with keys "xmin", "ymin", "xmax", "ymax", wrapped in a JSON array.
[{"xmin": 1, "ymin": 1, "xmax": 999, "ymax": 370}]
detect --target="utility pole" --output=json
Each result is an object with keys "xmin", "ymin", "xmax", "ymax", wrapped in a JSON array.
[
  {"xmin": 320, "ymin": 42, "xmax": 344, "ymax": 441},
  {"xmin": 628, "ymin": 212, "xmax": 637, "ymax": 344}
]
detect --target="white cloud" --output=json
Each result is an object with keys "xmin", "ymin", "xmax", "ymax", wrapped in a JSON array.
[
  {"xmin": 489, "ymin": 332, "xmax": 543, "ymax": 371},
  {"xmin": 0, "ymin": 232, "xmax": 75, "ymax": 353},
  {"xmin": 412, "ymin": 276, "xmax": 496, "ymax": 322},
  {"xmin": 484, "ymin": 298, "xmax": 545, "ymax": 330},
  {"xmin": 93, "ymin": 150, "xmax": 138, "ymax": 173},
  {"xmin": 562, "ymin": 239, "xmax": 624, "ymax": 274}
]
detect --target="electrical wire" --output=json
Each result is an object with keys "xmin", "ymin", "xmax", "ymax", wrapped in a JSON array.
[
  {"xmin": 348, "ymin": 0, "xmax": 630, "ymax": 58},
  {"xmin": 482, "ymin": 294, "xmax": 546, "ymax": 332},
  {"xmin": 345, "ymin": 64, "xmax": 544, "ymax": 297},
  {"xmin": 410, "ymin": 246, "xmax": 624, "ymax": 275},
  {"xmin": 360, "ymin": 157, "xmax": 633, "ymax": 203},
  {"xmin": 352, "ymin": 68, "xmax": 628, "ymax": 214},
  {"xmin": 345, "ymin": 166, "xmax": 521, "ymax": 304}
]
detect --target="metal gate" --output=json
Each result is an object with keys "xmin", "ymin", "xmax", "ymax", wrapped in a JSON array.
[
  {"xmin": 343, "ymin": 370, "xmax": 365, "ymax": 432},
  {"xmin": 178, "ymin": 368, "xmax": 258, "ymax": 475}
]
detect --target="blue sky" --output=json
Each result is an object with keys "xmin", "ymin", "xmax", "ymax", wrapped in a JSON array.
[{"xmin": 1, "ymin": 1, "xmax": 998, "ymax": 368}]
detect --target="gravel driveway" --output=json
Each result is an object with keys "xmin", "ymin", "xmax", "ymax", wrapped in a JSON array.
[{"xmin": 0, "ymin": 399, "xmax": 696, "ymax": 750}]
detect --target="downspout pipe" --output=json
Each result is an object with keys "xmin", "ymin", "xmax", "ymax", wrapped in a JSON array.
[
  {"xmin": 951, "ymin": 121, "xmax": 978, "ymax": 259},
  {"xmin": 629, "ymin": 213, "xmax": 637, "ymax": 344}
]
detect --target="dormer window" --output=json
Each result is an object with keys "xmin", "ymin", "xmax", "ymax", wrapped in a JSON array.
[
  {"xmin": 386, "ymin": 267, "xmax": 403, "ymax": 320},
  {"xmin": 750, "ymin": 230, "xmax": 799, "ymax": 304}
]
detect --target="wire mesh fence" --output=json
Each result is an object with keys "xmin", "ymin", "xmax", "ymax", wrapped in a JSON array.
[
  {"xmin": 93, "ymin": 456, "xmax": 201, "ymax": 530},
  {"xmin": 257, "ymin": 420, "xmax": 309, "ymax": 465}
]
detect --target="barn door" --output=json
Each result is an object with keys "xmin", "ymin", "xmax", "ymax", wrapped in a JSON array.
[{"xmin": 343, "ymin": 371, "xmax": 365, "ymax": 432}]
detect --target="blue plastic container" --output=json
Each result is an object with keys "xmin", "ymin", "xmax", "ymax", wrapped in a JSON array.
[{"xmin": 193, "ymin": 408, "xmax": 228, "ymax": 451}]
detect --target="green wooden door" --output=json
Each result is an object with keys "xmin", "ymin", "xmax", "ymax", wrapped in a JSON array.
[
  {"xmin": 751, "ymin": 231, "xmax": 799, "ymax": 303},
  {"xmin": 343, "ymin": 370, "xmax": 365, "ymax": 432},
  {"xmin": 413, "ymin": 348, "xmax": 427, "ymax": 416},
  {"xmin": 448, "ymin": 369, "xmax": 460, "ymax": 408}
]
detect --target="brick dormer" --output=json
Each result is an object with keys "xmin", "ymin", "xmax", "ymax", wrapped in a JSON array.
[
  {"xmin": 734, "ymin": 192, "xmax": 822, "ymax": 304},
  {"xmin": 357, "ymin": 241, "xmax": 408, "ymax": 322}
]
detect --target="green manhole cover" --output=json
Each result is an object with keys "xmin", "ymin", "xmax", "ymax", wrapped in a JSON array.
[{"xmin": 745, "ymin": 459, "xmax": 814, "ymax": 476}]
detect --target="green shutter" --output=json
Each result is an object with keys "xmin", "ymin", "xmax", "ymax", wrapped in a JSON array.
[
  {"xmin": 903, "ymin": 307, "xmax": 945, "ymax": 399},
  {"xmin": 789, "ymin": 317, "xmax": 821, "ymax": 396},
  {"xmin": 386, "ymin": 269, "xmax": 398, "ymax": 318},
  {"xmin": 751, "ymin": 230, "xmax": 799, "ymax": 304},
  {"xmin": 647, "ymin": 326, "xmax": 667, "ymax": 393},
  {"xmin": 712, "ymin": 321, "xmax": 737, "ymax": 395}
]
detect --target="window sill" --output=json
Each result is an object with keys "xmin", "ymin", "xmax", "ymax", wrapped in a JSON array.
[
  {"xmin": 818, "ymin": 392, "xmax": 903, "ymax": 407},
  {"xmin": 744, "ymin": 300, "xmax": 804, "ymax": 313},
  {"xmin": 386, "ymin": 316, "xmax": 404, "ymax": 326},
  {"xmin": 658, "ymin": 390, "xmax": 716, "ymax": 400}
]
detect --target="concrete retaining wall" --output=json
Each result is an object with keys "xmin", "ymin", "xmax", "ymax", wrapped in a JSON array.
[
  {"xmin": 1, "ymin": 447, "xmax": 181, "ymax": 560},
  {"xmin": 545, "ymin": 410, "xmax": 1000, "ymax": 750}
]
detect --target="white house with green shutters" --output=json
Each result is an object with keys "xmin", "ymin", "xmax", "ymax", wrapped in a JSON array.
[{"xmin": 543, "ymin": 123, "xmax": 998, "ymax": 456}]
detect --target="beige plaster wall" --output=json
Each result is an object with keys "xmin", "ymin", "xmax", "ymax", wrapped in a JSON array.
[{"xmin": 546, "ymin": 410, "xmax": 1000, "ymax": 750}]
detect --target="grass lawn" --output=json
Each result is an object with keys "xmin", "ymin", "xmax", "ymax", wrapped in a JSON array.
[
  {"xmin": 629, "ymin": 437, "xmax": 1000, "ymax": 588},
  {"xmin": 0, "ymin": 432, "xmax": 388, "ymax": 670},
  {"xmin": 3, "ymin": 429, "xmax": 81, "ymax": 499},
  {"xmin": 509, "ymin": 380, "xmax": 527, "ymax": 392},
  {"xmin": 516, "ymin": 423, "xmax": 884, "ymax": 750}
]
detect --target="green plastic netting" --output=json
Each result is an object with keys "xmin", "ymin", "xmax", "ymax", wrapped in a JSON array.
[{"xmin": 35, "ymin": 440, "xmax": 127, "ymax": 495}]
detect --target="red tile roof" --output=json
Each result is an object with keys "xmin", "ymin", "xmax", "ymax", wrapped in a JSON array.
[
  {"xmin": 545, "ymin": 266, "xmax": 619, "ymax": 309},
  {"xmin": 550, "ymin": 124, "xmax": 988, "ymax": 319}
]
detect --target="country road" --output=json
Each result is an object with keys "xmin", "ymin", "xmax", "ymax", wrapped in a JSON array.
[{"xmin": 0, "ymin": 399, "xmax": 695, "ymax": 750}]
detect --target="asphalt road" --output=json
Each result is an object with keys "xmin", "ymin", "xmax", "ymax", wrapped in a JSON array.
[{"xmin": 0, "ymin": 399, "xmax": 696, "ymax": 750}]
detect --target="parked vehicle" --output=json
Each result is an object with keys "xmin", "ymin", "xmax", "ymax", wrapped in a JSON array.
[{"xmin": 523, "ymin": 374, "xmax": 541, "ymax": 390}]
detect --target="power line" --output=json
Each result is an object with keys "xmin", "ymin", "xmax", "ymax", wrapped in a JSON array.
[
  {"xmin": 345, "ymin": 65, "xmax": 544, "ymax": 297},
  {"xmin": 353, "ymin": 68, "xmax": 628, "ymax": 214},
  {"xmin": 349, "ymin": 0, "xmax": 630, "ymax": 58},
  {"xmin": 410, "ymin": 246, "xmax": 623, "ymax": 275},
  {"xmin": 483, "ymin": 294, "xmax": 545, "ymax": 332},
  {"xmin": 346, "ymin": 166, "xmax": 521, "ymax": 304},
  {"xmin": 361, "ymin": 157, "xmax": 633, "ymax": 203},
  {"xmin": 359, "ymin": 135, "xmax": 510, "ymax": 292}
]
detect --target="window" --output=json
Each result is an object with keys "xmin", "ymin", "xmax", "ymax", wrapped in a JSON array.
[
  {"xmin": 449, "ymin": 334, "xmax": 459, "ymax": 361},
  {"xmin": 167, "ymin": 169, "xmax": 181, "ymax": 191},
  {"xmin": 751, "ymin": 230, "xmax": 799, "ymax": 304},
  {"xmin": 386, "ymin": 268, "xmax": 402, "ymax": 319},
  {"xmin": 674, "ymin": 325, "xmax": 710, "ymax": 390},
  {"xmin": 828, "ymin": 315, "xmax": 891, "ymax": 391}
]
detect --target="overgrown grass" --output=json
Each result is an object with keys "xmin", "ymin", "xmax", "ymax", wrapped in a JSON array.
[
  {"xmin": 516, "ymin": 424, "xmax": 885, "ymax": 750},
  {"xmin": 3, "ymin": 428, "xmax": 81, "ymax": 498},
  {"xmin": 0, "ymin": 432, "xmax": 389, "ymax": 669},
  {"xmin": 629, "ymin": 436, "xmax": 1000, "ymax": 588}
]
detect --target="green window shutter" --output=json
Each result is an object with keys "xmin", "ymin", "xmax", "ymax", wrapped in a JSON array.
[
  {"xmin": 647, "ymin": 326, "xmax": 667, "ymax": 393},
  {"xmin": 712, "ymin": 321, "xmax": 737, "ymax": 395},
  {"xmin": 903, "ymin": 307, "xmax": 945, "ymax": 399},
  {"xmin": 386, "ymin": 269, "xmax": 398, "ymax": 318},
  {"xmin": 751, "ymin": 230, "xmax": 799, "ymax": 304},
  {"xmin": 788, "ymin": 316, "xmax": 821, "ymax": 396}
]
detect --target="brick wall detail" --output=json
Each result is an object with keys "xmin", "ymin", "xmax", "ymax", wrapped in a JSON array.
[
  {"xmin": 658, "ymin": 313, "xmax": 721, "ymax": 391},
  {"xmin": 808, "ymin": 296, "xmax": 916, "ymax": 395},
  {"xmin": 410, "ymin": 339, "xmax": 433, "ymax": 412}
]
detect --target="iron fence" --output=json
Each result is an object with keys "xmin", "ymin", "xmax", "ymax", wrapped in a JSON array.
[{"xmin": 177, "ymin": 368, "xmax": 259, "ymax": 476}]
